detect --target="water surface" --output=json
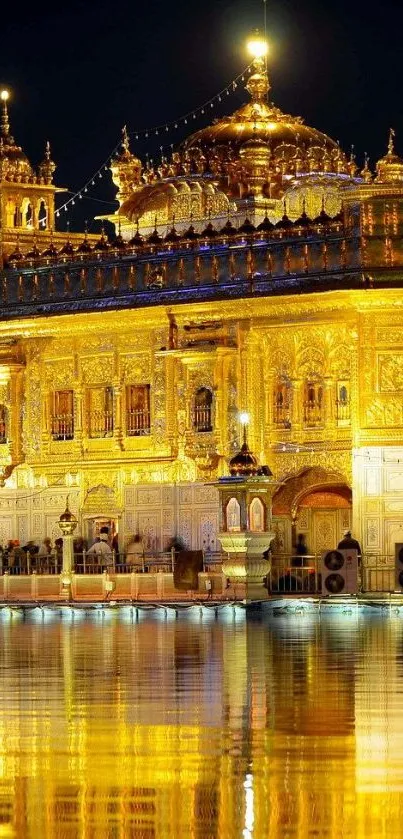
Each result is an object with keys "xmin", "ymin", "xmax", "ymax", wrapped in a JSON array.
[{"xmin": 0, "ymin": 603, "xmax": 401, "ymax": 838}]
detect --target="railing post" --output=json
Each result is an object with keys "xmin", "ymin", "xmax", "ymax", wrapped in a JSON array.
[
  {"xmin": 31, "ymin": 571, "xmax": 38, "ymax": 600},
  {"xmin": 3, "ymin": 570, "xmax": 9, "ymax": 600}
]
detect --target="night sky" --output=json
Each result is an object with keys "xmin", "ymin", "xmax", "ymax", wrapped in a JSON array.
[{"xmin": 1, "ymin": 0, "xmax": 402, "ymax": 232}]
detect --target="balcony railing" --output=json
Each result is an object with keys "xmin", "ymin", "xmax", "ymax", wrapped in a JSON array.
[
  {"xmin": 336, "ymin": 398, "xmax": 351, "ymax": 422},
  {"xmin": 193, "ymin": 407, "xmax": 212, "ymax": 433},
  {"xmin": 303, "ymin": 400, "xmax": 323, "ymax": 427},
  {"xmin": 273, "ymin": 400, "xmax": 291, "ymax": 426},
  {"xmin": 126, "ymin": 408, "xmax": 151, "ymax": 436},
  {"xmin": 0, "ymin": 231, "xmax": 371, "ymax": 319},
  {"xmin": 87, "ymin": 410, "xmax": 114, "ymax": 438},
  {"xmin": 51, "ymin": 414, "xmax": 74, "ymax": 441}
]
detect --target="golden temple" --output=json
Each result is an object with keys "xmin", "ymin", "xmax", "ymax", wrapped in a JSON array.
[{"xmin": 0, "ymin": 34, "xmax": 402, "ymax": 562}]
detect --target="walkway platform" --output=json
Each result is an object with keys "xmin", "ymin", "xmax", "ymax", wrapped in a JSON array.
[{"xmin": 1, "ymin": 593, "xmax": 403, "ymax": 612}]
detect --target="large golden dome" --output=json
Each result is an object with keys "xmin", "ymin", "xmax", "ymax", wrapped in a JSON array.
[
  {"xmin": 181, "ymin": 56, "xmax": 350, "ymax": 180},
  {"xmin": 108, "ymin": 40, "xmax": 352, "ymax": 237}
]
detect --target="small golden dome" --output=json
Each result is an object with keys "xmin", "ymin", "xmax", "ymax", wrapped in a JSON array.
[
  {"xmin": 229, "ymin": 442, "xmax": 259, "ymax": 476},
  {"xmin": 59, "ymin": 505, "xmax": 77, "ymax": 523},
  {"xmin": 376, "ymin": 129, "xmax": 403, "ymax": 183},
  {"xmin": 0, "ymin": 93, "xmax": 33, "ymax": 180}
]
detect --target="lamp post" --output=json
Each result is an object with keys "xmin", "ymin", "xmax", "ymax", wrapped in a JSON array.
[{"xmin": 58, "ymin": 497, "xmax": 77, "ymax": 601}]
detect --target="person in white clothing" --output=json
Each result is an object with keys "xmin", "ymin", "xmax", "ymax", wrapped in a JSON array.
[{"xmin": 87, "ymin": 528, "xmax": 113, "ymax": 566}]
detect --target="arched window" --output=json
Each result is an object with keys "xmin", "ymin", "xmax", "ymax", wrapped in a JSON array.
[
  {"xmin": 13, "ymin": 205, "xmax": 22, "ymax": 227},
  {"xmin": 273, "ymin": 379, "xmax": 291, "ymax": 427},
  {"xmin": 25, "ymin": 203, "xmax": 33, "ymax": 228},
  {"xmin": 304, "ymin": 379, "xmax": 323, "ymax": 426},
  {"xmin": 336, "ymin": 381, "xmax": 350, "ymax": 423},
  {"xmin": 0, "ymin": 405, "xmax": 7, "ymax": 443},
  {"xmin": 249, "ymin": 497, "xmax": 265, "ymax": 532},
  {"xmin": 38, "ymin": 200, "xmax": 47, "ymax": 229},
  {"xmin": 193, "ymin": 387, "xmax": 213, "ymax": 432},
  {"xmin": 226, "ymin": 497, "xmax": 241, "ymax": 532}
]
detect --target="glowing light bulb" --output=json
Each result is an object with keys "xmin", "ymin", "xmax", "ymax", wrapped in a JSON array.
[
  {"xmin": 0, "ymin": 90, "xmax": 9, "ymax": 102},
  {"xmin": 239, "ymin": 411, "xmax": 250, "ymax": 425},
  {"xmin": 247, "ymin": 33, "xmax": 268, "ymax": 60}
]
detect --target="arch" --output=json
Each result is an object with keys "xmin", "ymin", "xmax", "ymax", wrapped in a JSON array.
[
  {"xmin": 272, "ymin": 467, "xmax": 352, "ymax": 558},
  {"xmin": 336, "ymin": 380, "xmax": 351, "ymax": 423},
  {"xmin": 226, "ymin": 497, "xmax": 241, "ymax": 532},
  {"xmin": 273, "ymin": 467, "xmax": 351, "ymax": 518},
  {"xmin": 273, "ymin": 376, "xmax": 291, "ymax": 427},
  {"xmin": 22, "ymin": 200, "xmax": 33, "ymax": 228},
  {"xmin": 13, "ymin": 204, "xmax": 22, "ymax": 227},
  {"xmin": 303, "ymin": 376, "xmax": 324, "ymax": 426},
  {"xmin": 249, "ymin": 497, "xmax": 265, "ymax": 532},
  {"xmin": 38, "ymin": 200, "xmax": 47, "ymax": 229},
  {"xmin": 193, "ymin": 386, "xmax": 213, "ymax": 432}
]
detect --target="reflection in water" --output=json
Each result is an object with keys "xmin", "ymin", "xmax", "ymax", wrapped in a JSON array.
[{"xmin": 0, "ymin": 606, "xmax": 402, "ymax": 836}]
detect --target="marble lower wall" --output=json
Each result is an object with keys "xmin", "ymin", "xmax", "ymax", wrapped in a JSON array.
[
  {"xmin": 353, "ymin": 447, "xmax": 403, "ymax": 556},
  {"xmin": 0, "ymin": 482, "xmax": 221, "ymax": 553}
]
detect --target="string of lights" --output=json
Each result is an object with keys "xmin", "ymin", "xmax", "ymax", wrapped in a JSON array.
[{"xmin": 55, "ymin": 63, "xmax": 254, "ymax": 221}]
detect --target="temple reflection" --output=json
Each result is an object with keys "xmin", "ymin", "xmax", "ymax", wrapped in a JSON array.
[{"xmin": 0, "ymin": 610, "xmax": 401, "ymax": 836}]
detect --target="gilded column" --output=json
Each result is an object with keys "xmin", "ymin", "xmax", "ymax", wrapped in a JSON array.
[
  {"xmin": 74, "ymin": 386, "xmax": 84, "ymax": 450},
  {"xmin": 265, "ymin": 367, "xmax": 276, "ymax": 455},
  {"xmin": 291, "ymin": 378, "xmax": 303, "ymax": 436},
  {"xmin": 113, "ymin": 383, "xmax": 123, "ymax": 450},
  {"xmin": 9, "ymin": 365, "xmax": 24, "ymax": 465},
  {"xmin": 323, "ymin": 377, "xmax": 336, "ymax": 433},
  {"xmin": 41, "ymin": 388, "xmax": 51, "ymax": 452}
]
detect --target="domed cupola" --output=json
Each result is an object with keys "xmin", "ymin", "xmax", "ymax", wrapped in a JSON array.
[
  {"xmin": 0, "ymin": 90, "xmax": 33, "ymax": 181},
  {"xmin": 375, "ymin": 128, "xmax": 403, "ymax": 183},
  {"xmin": 229, "ymin": 419, "xmax": 259, "ymax": 476},
  {"xmin": 180, "ymin": 33, "xmax": 350, "ymax": 188},
  {"xmin": 110, "ymin": 126, "xmax": 142, "ymax": 204}
]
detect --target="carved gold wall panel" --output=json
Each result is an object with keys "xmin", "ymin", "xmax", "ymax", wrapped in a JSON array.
[
  {"xmin": 0, "ymin": 290, "xmax": 402, "ymax": 553},
  {"xmin": 378, "ymin": 354, "xmax": 403, "ymax": 392}
]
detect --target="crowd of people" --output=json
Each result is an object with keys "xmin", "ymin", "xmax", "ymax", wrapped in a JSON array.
[{"xmin": 0, "ymin": 530, "xmax": 185, "ymax": 574}]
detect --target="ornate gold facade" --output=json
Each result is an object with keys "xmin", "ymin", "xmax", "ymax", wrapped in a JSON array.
[{"xmin": 0, "ymin": 40, "xmax": 403, "ymax": 556}]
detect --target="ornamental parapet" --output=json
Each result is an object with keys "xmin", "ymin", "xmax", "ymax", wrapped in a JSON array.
[{"xmin": 0, "ymin": 229, "xmax": 398, "ymax": 318}]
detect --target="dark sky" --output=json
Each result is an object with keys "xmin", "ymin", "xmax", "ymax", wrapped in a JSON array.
[{"xmin": 1, "ymin": 0, "xmax": 402, "ymax": 232}]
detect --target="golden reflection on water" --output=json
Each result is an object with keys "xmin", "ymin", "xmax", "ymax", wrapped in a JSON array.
[{"xmin": 0, "ymin": 606, "xmax": 402, "ymax": 837}]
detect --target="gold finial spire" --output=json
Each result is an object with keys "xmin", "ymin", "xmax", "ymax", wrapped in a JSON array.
[
  {"xmin": 246, "ymin": 31, "xmax": 270, "ymax": 104},
  {"xmin": 39, "ymin": 139, "xmax": 56, "ymax": 183},
  {"xmin": 122, "ymin": 125, "xmax": 130, "ymax": 154},
  {"xmin": 0, "ymin": 90, "xmax": 10, "ymax": 138},
  {"xmin": 360, "ymin": 152, "xmax": 372, "ymax": 183},
  {"xmin": 388, "ymin": 127, "xmax": 396, "ymax": 155}
]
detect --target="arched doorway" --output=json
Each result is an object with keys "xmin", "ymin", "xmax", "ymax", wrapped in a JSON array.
[
  {"xmin": 272, "ymin": 467, "xmax": 352, "ymax": 555},
  {"xmin": 81, "ymin": 484, "xmax": 122, "ymax": 548},
  {"xmin": 296, "ymin": 487, "xmax": 352, "ymax": 555}
]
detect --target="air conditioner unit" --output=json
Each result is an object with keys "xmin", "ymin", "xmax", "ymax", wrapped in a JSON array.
[
  {"xmin": 321, "ymin": 549, "xmax": 358, "ymax": 596},
  {"xmin": 394, "ymin": 543, "xmax": 403, "ymax": 591}
]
